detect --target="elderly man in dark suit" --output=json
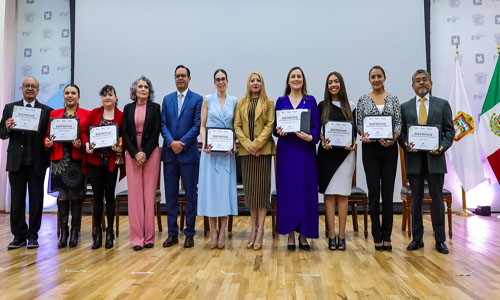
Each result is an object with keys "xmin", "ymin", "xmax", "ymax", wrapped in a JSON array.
[
  {"xmin": 0, "ymin": 77, "xmax": 53, "ymax": 249},
  {"xmin": 161, "ymin": 65, "xmax": 203, "ymax": 248},
  {"xmin": 398, "ymin": 70, "xmax": 454, "ymax": 254}
]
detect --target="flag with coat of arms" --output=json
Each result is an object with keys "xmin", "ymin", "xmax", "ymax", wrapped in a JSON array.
[
  {"xmin": 478, "ymin": 48, "xmax": 500, "ymax": 184},
  {"xmin": 446, "ymin": 53, "xmax": 485, "ymax": 192}
]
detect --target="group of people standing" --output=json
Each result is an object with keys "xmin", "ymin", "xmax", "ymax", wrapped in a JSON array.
[{"xmin": 0, "ymin": 64, "xmax": 454, "ymax": 255}]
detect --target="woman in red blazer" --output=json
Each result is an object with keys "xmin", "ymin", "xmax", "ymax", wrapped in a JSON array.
[
  {"xmin": 45, "ymin": 83, "xmax": 90, "ymax": 248},
  {"xmin": 80, "ymin": 85, "xmax": 125, "ymax": 249}
]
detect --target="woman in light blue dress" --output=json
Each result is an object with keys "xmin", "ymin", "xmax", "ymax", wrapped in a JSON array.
[{"xmin": 198, "ymin": 69, "xmax": 238, "ymax": 249}]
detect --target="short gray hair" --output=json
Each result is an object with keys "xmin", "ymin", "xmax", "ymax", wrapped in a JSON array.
[
  {"xmin": 130, "ymin": 75, "xmax": 155, "ymax": 102},
  {"xmin": 412, "ymin": 69, "xmax": 431, "ymax": 83}
]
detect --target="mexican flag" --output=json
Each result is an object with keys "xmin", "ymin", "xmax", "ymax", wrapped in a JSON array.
[
  {"xmin": 447, "ymin": 55, "xmax": 485, "ymax": 191},
  {"xmin": 478, "ymin": 54, "xmax": 500, "ymax": 183}
]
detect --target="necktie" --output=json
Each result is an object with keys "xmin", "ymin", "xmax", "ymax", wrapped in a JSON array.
[
  {"xmin": 26, "ymin": 103, "xmax": 32, "ymax": 107},
  {"xmin": 178, "ymin": 94, "xmax": 184, "ymax": 117},
  {"xmin": 418, "ymin": 97, "xmax": 427, "ymax": 125}
]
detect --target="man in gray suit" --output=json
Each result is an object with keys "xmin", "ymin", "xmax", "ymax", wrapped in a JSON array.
[{"xmin": 398, "ymin": 69, "xmax": 454, "ymax": 254}]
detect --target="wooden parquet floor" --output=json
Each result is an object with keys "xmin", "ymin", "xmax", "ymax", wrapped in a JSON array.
[{"xmin": 0, "ymin": 212, "xmax": 499, "ymax": 300}]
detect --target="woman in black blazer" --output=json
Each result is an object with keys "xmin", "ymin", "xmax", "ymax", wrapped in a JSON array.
[{"xmin": 122, "ymin": 75, "xmax": 162, "ymax": 251}]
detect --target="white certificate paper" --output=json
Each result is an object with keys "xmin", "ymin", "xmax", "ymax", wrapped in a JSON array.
[
  {"xmin": 89, "ymin": 125, "xmax": 118, "ymax": 149},
  {"xmin": 363, "ymin": 115, "xmax": 393, "ymax": 140},
  {"xmin": 49, "ymin": 118, "xmax": 79, "ymax": 142},
  {"xmin": 276, "ymin": 109, "xmax": 308, "ymax": 133},
  {"xmin": 206, "ymin": 128, "xmax": 234, "ymax": 152},
  {"xmin": 11, "ymin": 105, "xmax": 42, "ymax": 132},
  {"xmin": 323, "ymin": 121, "xmax": 354, "ymax": 147},
  {"xmin": 408, "ymin": 125, "xmax": 439, "ymax": 151}
]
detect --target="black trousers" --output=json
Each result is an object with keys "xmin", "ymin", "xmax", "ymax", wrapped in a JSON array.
[
  {"xmin": 87, "ymin": 164, "xmax": 118, "ymax": 230},
  {"xmin": 407, "ymin": 153, "xmax": 446, "ymax": 243},
  {"xmin": 9, "ymin": 166, "xmax": 45, "ymax": 240},
  {"xmin": 362, "ymin": 142, "xmax": 398, "ymax": 243}
]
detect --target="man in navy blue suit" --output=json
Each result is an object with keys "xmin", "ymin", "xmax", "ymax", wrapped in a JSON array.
[{"xmin": 161, "ymin": 65, "xmax": 203, "ymax": 248}]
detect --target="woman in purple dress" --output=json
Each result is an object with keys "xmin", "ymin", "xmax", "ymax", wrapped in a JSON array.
[{"xmin": 274, "ymin": 66, "xmax": 320, "ymax": 251}]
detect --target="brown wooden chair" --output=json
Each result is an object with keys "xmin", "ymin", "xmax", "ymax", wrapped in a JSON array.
[
  {"xmin": 114, "ymin": 157, "xmax": 163, "ymax": 237},
  {"xmin": 56, "ymin": 184, "xmax": 105, "ymax": 237},
  {"xmin": 399, "ymin": 146, "xmax": 453, "ymax": 239}
]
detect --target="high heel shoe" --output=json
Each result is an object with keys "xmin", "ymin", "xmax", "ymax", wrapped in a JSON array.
[
  {"xmin": 210, "ymin": 230, "xmax": 218, "ymax": 249},
  {"xmin": 374, "ymin": 243, "xmax": 384, "ymax": 251},
  {"xmin": 337, "ymin": 236, "xmax": 346, "ymax": 251},
  {"xmin": 105, "ymin": 228, "xmax": 114, "ymax": 249},
  {"xmin": 91, "ymin": 230, "xmax": 102, "ymax": 249},
  {"xmin": 217, "ymin": 231, "xmax": 225, "ymax": 249},
  {"xmin": 253, "ymin": 230, "xmax": 264, "ymax": 250},
  {"xmin": 383, "ymin": 241, "xmax": 392, "ymax": 251},
  {"xmin": 298, "ymin": 235, "xmax": 311, "ymax": 251},
  {"xmin": 247, "ymin": 228, "xmax": 257, "ymax": 249},
  {"xmin": 328, "ymin": 237, "xmax": 336, "ymax": 251}
]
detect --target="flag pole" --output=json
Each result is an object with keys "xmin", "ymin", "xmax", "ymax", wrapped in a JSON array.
[
  {"xmin": 453, "ymin": 46, "xmax": 474, "ymax": 217},
  {"xmin": 497, "ymin": 44, "xmax": 500, "ymax": 220}
]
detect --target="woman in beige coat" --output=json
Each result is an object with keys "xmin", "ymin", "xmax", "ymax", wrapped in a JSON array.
[{"xmin": 234, "ymin": 71, "xmax": 276, "ymax": 250}]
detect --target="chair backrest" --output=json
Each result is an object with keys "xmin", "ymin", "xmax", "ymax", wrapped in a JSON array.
[{"xmin": 351, "ymin": 147, "xmax": 357, "ymax": 187}]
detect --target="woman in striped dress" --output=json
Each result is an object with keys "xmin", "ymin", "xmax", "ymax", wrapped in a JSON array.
[{"xmin": 234, "ymin": 71, "xmax": 276, "ymax": 250}]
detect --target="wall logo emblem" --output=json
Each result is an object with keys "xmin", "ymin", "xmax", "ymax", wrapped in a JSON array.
[
  {"xmin": 24, "ymin": 12, "xmax": 34, "ymax": 22},
  {"xmin": 473, "ymin": 92, "xmax": 486, "ymax": 100},
  {"xmin": 447, "ymin": 16, "xmax": 460, "ymax": 23},
  {"xmin": 496, "ymin": 15, "xmax": 500, "ymax": 24},
  {"xmin": 22, "ymin": 66, "xmax": 33, "ymax": 76},
  {"xmin": 489, "ymin": 113, "xmax": 500, "ymax": 138},
  {"xmin": 473, "ymin": 0, "xmax": 482, "ymax": 5},
  {"xmin": 475, "ymin": 53, "xmax": 485, "ymax": 64},
  {"xmin": 494, "ymin": 33, "xmax": 500, "ymax": 44},
  {"xmin": 41, "ymin": 65, "xmax": 50, "ymax": 75},
  {"xmin": 472, "ymin": 14, "xmax": 485, "ymax": 25},
  {"xmin": 451, "ymin": 35, "xmax": 460, "ymax": 46},
  {"xmin": 59, "ymin": 46, "xmax": 70, "ymax": 57},
  {"xmin": 59, "ymin": 83, "xmax": 66, "ymax": 90},
  {"xmin": 27, "ymin": 0, "xmax": 34, "ymax": 4},
  {"xmin": 42, "ymin": 28, "xmax": 53, "ymax": 39},
  {"xmin": 61, "ymin": 29, "xmax": 70, "ymax": 38},
  {"xmin": 474, "ymin": 72, "xmax": 487, "ymax": 84},
  {"xmin": 44, "ymin": 11, "xmax": 52, "ymax": 20},
  {"xmin": 40, "ymin": 83, "xmax": 50, "ymax": 94},
  {"xmin": 453, "ymin": 111, "xmax": 475, "ymax": 141},
  {"xmin": 24, "ymin": 48, "xmax": 32, "ymax": 57},
  {"xmin": 471, "ymin": 34, "xmax": 484, "ymax": 40},
  {"xmin": 448, "ymin": 0, "xmax": 460, "ymax": 8}
]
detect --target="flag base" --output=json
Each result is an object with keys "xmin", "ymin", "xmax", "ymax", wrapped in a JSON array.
[{"xmin": 455, "ymin": 209, "xmax": 474, "ymax": 217}]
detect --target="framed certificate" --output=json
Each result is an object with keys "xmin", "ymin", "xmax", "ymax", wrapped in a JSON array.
[
  {"xmin": 276, "ymin": 109, "xmax": 311, "ymax": 134},
  {"xmin": 11, "ymin": 105, "xmax": 42, "ymax": 132},
  {"xmin": 49, "ymin": 118, "xmax": 79, "ymax": 142},
  {"xmin": 408, "ymin": 125, "xmax": 440, "ymax": 151},
  {"xmin": 89, "ymin": 124, "xmax": 119, "ymax": 149},
  {"xmin": 205, "ymin": 127, "xmax": 234, "ymax": 152},
  {"xmin": 322, "ymin": 120, "xmax": 355, "ymax": 148},
  {"xmin": 362, "ymin": 115, "xmax": 394, "ymax": 140}
]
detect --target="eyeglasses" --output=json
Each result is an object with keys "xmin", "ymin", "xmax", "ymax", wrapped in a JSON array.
[
  {"xmin": 175, "ymin": 74, "xmax": 188, "ymax": 79},
  {"xmin": 23, "ymin": 84, "xmax": 39, "ymax": 89},
  {"xmin": 414, "ymin": 77, "xmax": 429, "ymax": 84},
  {"xmin": 215, "ymin": 77, "xmax": 227, "ymax": 83}
]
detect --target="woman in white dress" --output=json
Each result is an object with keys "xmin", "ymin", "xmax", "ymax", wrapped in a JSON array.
[{"xmin": 317, "ymin": 71, "xmax": 356, "ymax": 251}]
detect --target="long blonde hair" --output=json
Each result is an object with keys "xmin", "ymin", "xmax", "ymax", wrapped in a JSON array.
[{"xmin": 241, "ymin": 71, "xmax": 271, "ymax": 116}]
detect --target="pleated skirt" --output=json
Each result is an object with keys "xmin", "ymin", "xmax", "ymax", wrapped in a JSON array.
[{"xmin": 241, "ymin": 154, "xmax": 272, "ymax": 208}]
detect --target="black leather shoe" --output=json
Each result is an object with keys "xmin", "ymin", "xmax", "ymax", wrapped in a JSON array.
[
  {"xmin": 133, "ymin": 245, "xmax": 143, "ymax": 251},
  {"xmin": 27, "ymin": 239, "xmax": 39, "ymax": 249},
  {"xmin": 407, "ymin": 239, "xmax": 424, "ymax": 251},
  {"xmin": 7, "ymin": 239, "xmax": 26, "ymax": 250},
  {"xmin": 69, "ymin": 228, "xmax": 79, "ymax": 248},
  {"xmin": 58, "ymin": 229, "xmax": 69, "ymax": 248},
  {"xmin": 144, "ymin": 243, "xmax": 154, "ymax": 248},
  {"xmin": 375, "ymin": 244, "xmax": 384, "ymax": 251},
  {"xmin": 91, "ymin": 230, "xmax": 102, "ymax": 249},
  {"xmin": 383, "ymin": 241, "xmax": 392, "ymax": 252},
  {"xmin": 435, "ymin": 242, "xmax": 449, "ymax": 254},
  {"xmin": 163, "ymin": 235, "xmax": 178, "ymax": 248},
  {"xmin": 287, "ymin": 244, "xmax": 296, "ymax": 251},
  {"xmin": 184, "ymin": 236, "xmax": 194, "ymax": 248},
  {"xmin": 328, "ymin": 238, "xmax": 336, "ymax": 251},
  {"xmin": 105, "ymin": 229, "xmax": 114, "ymax": 249}
]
